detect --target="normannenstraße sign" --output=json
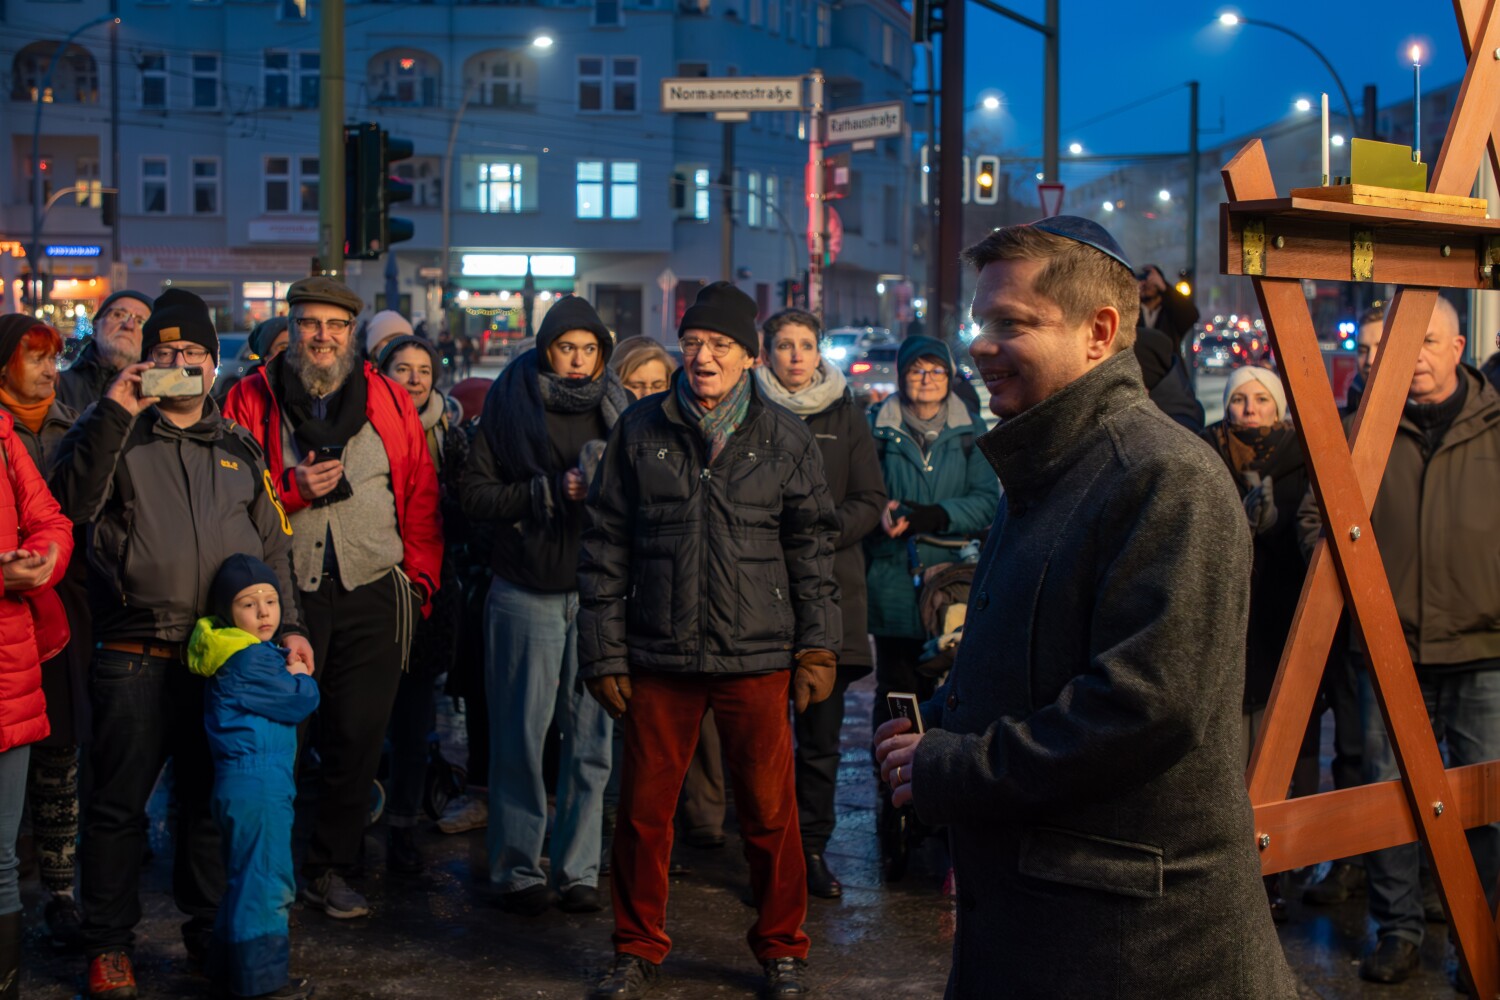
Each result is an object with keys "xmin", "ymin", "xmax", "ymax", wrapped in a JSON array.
[
  {"xmin": 660, "ymin": 77, "xmax": 804, "ymax": 112},
  {"xmin": 825, "ymin": 102, "xmax": 904, "ymax": 145}
]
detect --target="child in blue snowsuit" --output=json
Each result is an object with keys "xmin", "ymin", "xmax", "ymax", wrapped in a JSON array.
[{"xmin": 188, "ymin": 554, "xmax": 320, "ymax": 1000}]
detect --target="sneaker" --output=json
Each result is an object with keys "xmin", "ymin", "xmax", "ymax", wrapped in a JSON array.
[
  {"xmin": 45, "ymin": 894, "xmax": 83, "ymax": 951},
  {"xmin": 558, "ymin": 883, "xmax": 604, "ymax": 913},
  {"xmin": 497, "ymin": 883, "xmax": 557, "ymax": 916},
  {"xmin": 761, "ymin": 957, "xmax": 809, "ymax": 998},
  {"xmin": 87, "ymin": 950, "xmax": 138, "ymax": 1000},
  {"xmin": 437, "ymin": 795, "xmax": 488, "ymax": 834},
  {"xmin": 300, "ymin": 871, "xmax": 370, "ymax": 919},
  {"xmin": 590, "ymin": 954, "xmax": 660, "ymax": 999}
]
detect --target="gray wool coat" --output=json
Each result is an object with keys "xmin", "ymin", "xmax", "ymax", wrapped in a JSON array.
[{"xmin": 911, "ymin": 351, "xmax": 1298, "ymax": 999}]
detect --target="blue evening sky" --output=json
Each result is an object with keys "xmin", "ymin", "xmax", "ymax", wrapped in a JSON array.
[{"xmin": 951, "ymin": 0, "xmax": 1462, "ymax": 170}]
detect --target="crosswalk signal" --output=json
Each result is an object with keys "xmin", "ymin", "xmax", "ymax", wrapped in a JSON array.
[
  {"xmin": 911, "ymin": 0, "xmax": 943, "ymax": 43},
  {"xmin": 344, "ymin": 123, "xmax": 414, "ymax": 260},
  {"xmin": 973, "ymin": 155, "xmax": 999, "ymax": 205}
]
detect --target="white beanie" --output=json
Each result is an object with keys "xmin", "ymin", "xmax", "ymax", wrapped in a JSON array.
[
  {"xmin": 365, "ymin": 310, "xmax": 414, "ymax": 356},
  {"xmin": 1224, "ymin": 365, "xmax": 1289, "ymax": 422}
]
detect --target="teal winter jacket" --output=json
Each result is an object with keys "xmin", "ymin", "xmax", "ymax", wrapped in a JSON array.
[{"xmin": 865, "ymin": 393, "xmax": 1000, "ymax": 639}]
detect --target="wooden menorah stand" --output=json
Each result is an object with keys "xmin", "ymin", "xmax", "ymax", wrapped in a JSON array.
[{"xmin": 1220, "ymin": 2, "xmax": 1500, "ymax": 995}]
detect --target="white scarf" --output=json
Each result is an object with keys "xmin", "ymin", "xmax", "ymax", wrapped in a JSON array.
[{"xmin": 753, "ymin": 361, "xmax": 848, "ymax": 416}]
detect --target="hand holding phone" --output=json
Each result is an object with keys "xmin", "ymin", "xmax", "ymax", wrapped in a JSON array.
[
  {"xmin": 295, "ymin": 449, "xmax": 346, "ymax": 500},
  {"xmin": 140, "ymin": 365, "xmax": 205, "ymax": 399}
]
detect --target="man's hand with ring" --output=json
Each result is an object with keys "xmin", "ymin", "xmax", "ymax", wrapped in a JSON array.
[{"xmin": 874, "ymin": 716, "xmax": 922, "ymax": 809}]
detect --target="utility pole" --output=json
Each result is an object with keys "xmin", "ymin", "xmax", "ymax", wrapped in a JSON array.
[
  {"xmin": 1187, "ymin": 80, "xmax": 1200, "ymax": 282},
  {"xmin": 317, "ymin": 0, "xmax": 345, "ymax": 276},
  {"xmin": 1042, "ymin": 0, "xmax": 1058, "ymax": 183},
  {"xmin": 108, "ymin": 5, "xmax": 120, "ymax": 265},
  {"xmin": 933, "ymin": 0, "xmax": 964, "ymax": 341},
  {"xmin": 806, "ymin": 70, "xmax": 826, "ymax": 321},
  {"xmin": 719, "ymin": 121, "xmax": 736, "ymax": 281}
]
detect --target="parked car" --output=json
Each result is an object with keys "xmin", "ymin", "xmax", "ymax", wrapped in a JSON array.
[{"xmin": 823, "ymin": 326, "xmax": 895, "ymax": 371}]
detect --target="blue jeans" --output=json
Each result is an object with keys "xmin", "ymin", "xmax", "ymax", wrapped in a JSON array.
[
  {"xmin": 0, "ymin": 744, "xmax": 31, "ymax": 916},
  {"xmin": 1361, "ymin": 666, "xmax": 1500, "ymax": 944},
  {"xmin": 484, "ymin": 576, "xmax": 612, "ymax": 892}
]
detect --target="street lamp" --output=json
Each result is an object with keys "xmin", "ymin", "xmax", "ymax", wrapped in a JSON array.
[
  {"xmin": 1067, "ymin": 141, "xmax": 1083, "ymax": 155},
  {"xmin": 1294, "ymin": 98, "xmax": 1312, "ymax": 112},
  {"xmin": 981, "ymin": 95, "xmax": 1001, "ymax": 111},
  {"xmin": 29, "ymin": 14, "xmax": 119, "ymax": 307},
  {"xmin": 531, "ymin": 34, "xmax": 555, "ymax": 49},
  {"xmin": 1217, "ymin": 12, "xmax": 1359, "ymax": 138}
]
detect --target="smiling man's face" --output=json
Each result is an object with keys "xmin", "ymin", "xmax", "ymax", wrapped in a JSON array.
[{"xmin": 968, "ymin": 257, "xmax": 1118, "ymax": 420}]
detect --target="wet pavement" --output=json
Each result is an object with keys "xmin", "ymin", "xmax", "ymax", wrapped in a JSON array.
[{"xmin": 17, "ymin": 676, "xmax": 1472, "ymax": 998}]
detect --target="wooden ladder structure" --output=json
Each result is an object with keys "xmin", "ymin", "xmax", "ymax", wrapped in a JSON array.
[{"xmin": 1222, "ymin": 1, "xmax": 1500, "ymax": 995}]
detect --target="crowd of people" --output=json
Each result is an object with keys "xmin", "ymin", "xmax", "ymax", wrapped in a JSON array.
[{"xmin": 0, "ymin": 210, "xmax": 1497, "ymax": 1000}]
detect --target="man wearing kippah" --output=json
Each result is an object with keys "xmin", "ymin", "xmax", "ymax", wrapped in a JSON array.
[
  {"xmin": 874, "ymin": 218, "xmax": 1299, "ymax": 997},
  {"xmin": 49, "ymin": 288, "xmax": 308, "ymax": 1000},
  {"xmin": 58, "ymin": 290, "xmax": 155, "ymax": 412},
  {"xmin": 224, "ymin": 275, "xmax": 442, "ymax": 920}
]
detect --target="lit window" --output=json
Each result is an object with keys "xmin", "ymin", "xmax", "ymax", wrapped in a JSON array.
[
  {"xmin": 747, "ymin": 171, "xmax": 761, "ymax": 228},
  {"xmin": 479, "ymin": 162, "xmax": 524, "ymax": 213}
]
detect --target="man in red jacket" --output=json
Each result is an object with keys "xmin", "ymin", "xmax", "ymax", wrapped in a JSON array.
[{"xmin": 224, "ymin": 276, "xmax": 441, "ymax": 920}]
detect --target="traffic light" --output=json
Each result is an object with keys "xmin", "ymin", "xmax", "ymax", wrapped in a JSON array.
[
  {"xmin": 344, "ymin": 123, "xmax": 414, "ymax": 260},
  {"xmin": 973, "ymin": 155, "xmax": 999, "ymax": 205},
  {"xmin": 911, "ymin": 0, "xmax": 944, "ymax": 43},
  {"xmin": 100, "ymin": 190, "xmax": 116, "ymax": 228}
]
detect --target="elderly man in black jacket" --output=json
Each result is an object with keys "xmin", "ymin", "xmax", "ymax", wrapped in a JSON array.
[
  {"xmin": 57, "ymin": 290, "xmax": 154, "ymax": 412},
  {"xmin": 875, "ymin": 218, "xmax": 1298, "ymax": 999},
  {"xmin": 50, "ymin": 289, "xmax": 307, "ymax": 1000},
  {"xmin": 579, "ymin": 282, "xmax": 840, "ymax": 1000}
]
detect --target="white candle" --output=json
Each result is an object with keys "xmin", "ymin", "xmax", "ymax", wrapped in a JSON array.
[{"xmin": 1321, "ymin": 93, "xmax": 1330, "ymax": 186}]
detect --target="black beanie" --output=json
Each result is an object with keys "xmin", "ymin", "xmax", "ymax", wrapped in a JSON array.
[
  {"xmin": 209, "ymin": 554, "xmax": 281, "ymax": 627},
  {"xmin": 0, "ymin": 314, "xmax": 49, "ymax": 372},
  {"xmin": 536, "ymin": 295, "xmax": 614, "ymax": 371},
  {"xmin": 376, "ymin": 334, "xmax": 440, "ymax": 372},
  {"xmin": 94, "ymin": 289, "xmax": 154, "ymax": 323},
  {"xmin": 142, "ymin": 288, "xmax": 219, "ymax": 364},
  {"xmin": 248, "ymin": 316, "xmax": 289, "ymax": 360},
  {"xmin": 679, "ymin": 281, "xmax": 759, "ymax": 356}
]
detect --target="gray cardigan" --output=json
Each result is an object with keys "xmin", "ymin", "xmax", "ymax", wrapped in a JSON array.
[{"xmin": 912, "ymin": 351, "xmax": 1298, "ymax": 999}]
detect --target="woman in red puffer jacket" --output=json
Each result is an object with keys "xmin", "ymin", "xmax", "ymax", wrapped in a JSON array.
[{"xmin": 0, "ymin": 401, "xmax": 73, "ymax": 996}]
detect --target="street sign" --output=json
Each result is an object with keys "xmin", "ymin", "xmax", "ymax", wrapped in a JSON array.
[
  {"xmin": 1038, "ymin": 182, "xmax": 1066, "ymax": 216},
  {"xmin": 418, "ymin": 266, "xmax": 443, "ymax": 279},
  {"xmin": 825, "ymin": 102, "xmax": 904, "ymax": 146},
  {"xmin": 660, "ymin": 77, "xmax": 803, "ymax": 113}
]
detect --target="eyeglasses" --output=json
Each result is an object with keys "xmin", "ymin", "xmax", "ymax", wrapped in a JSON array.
[
  {"xmin": 148, "ymin": 345, "xmax": 211, "ymax": 366},
  {"xmin": 294, "ymin": 317, "xmax": 353, "ymax": 335},
  {"xmin": 906, "ymin": 367, "xmax": 949, "ymax": 382},
  {"xmin": 680, "ymin": 337, "xmax": 739, "ymax": 358},
  {"xmin": 102, "ymin": 307, "xmax": 149, "ymax": 328}
]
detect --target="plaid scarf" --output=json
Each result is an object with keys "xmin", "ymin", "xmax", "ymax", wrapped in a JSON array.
[{"xmin": 677, "ymin": 370, "xmax": 751, "ymax": 463}]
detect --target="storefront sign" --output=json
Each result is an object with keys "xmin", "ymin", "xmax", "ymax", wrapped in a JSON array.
[
  {"xmin": 45, "ymin": 244, "xmax": 102, "ymax": 257},
  {"xmin": 248, "ymin": 219, "xmax": 319, "ymax": 244},
  {"xmin": 126, "ymin": 247, "xmax": 309, "ymax": 275}
]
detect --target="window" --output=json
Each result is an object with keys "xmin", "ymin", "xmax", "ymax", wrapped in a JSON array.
[
  {"xmin": 140, "ymin": 52, "xmax": 166, "ymax": 109},
  {"xmin": 787, "ymin": 0, "xmax": 798, "ymax": 42},
  {"xmin": 747, "ymin": 171, "xmax": 761, "ymax": 228},
  {"xmin": 264, "ymin": 52, "xmax": 290, "ymax": 107},
  {"xmin": 191, "ymin": 53, "xmax": 219, "ymax": 110},
  {"xmin": 883, "ymin": 183, "xmax": 898, "ymax": 243},
  {"xmin": 279, "ymin": 0, "xmax": 309, "ymax": 20},
  {"xmin": 883, "ymin": 25, "xmax": 895, "ymax": 67},
  {"xmin": 765, "ymin": 174, "xmax": 777, "ymax": 226},
  {"xmin": 76, "ymin": 156, "xmax": 101, "ymax": 208},
  {"xmin": 298, "ymin": 53, "xmax": 320, "ymax": 107},
  {"xmin": 11, "ymin": 42, "xmax": 99, "ymax": 104},
  {"xmin": 816, "ymin": 2, "xmax": 830, "ymax": 45},
  {"xmin": 393, "ymin": 156, "xmax": 441, "ymax": 209},
  {"xmin": 732, "ymin": 169, "xmax": 743, "ymax": 220},
  {"xmin": 141, "ymin": 157, "xmax": 168, "ymax": 214},
  {"xmin": 469, "ymin": 52, "xmax": 524, "ymax": 108},
  {"xmin": 371, "ymin": 49, "xmax": 439, "ymax": 108},
  {"xmin": 748, "ymin": 0, "xmax": 761, "ymax": 25},
  {"xmin": 593, "ymin": 0, "xmax": 621, "ymax": 24},
  {"xmin": 577, "ymin": 160, "xmax": 640, "ymax": 219},
  {"xmin": 768, "ymin": 0, "xmax": 779, "ymax": 32},
  {"xmin": 298, "ymin": 157, "xmax": 319, "ymax": 212},
  {"xmin": 480, "ymin": 162, "xmax": 523, "ymax": 213},
  {"xmin": 193, "ymin": 158, "xmax": 220, "ymax": 214},
  {"xmin": 673, "ymin": 165, "xmax": 711, "ymax": 221},
  {"xmin": 577, "ymin": 56, "xmax": 637, "ymax": 113},
  {"xmin": 264, "ymin": 156, "xmax": 290, "ymax": 213}
]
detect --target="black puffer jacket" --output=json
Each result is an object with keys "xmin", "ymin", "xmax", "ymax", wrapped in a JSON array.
[
  {"xmin": 578, "ymin": 372, "xmax": 841, "ymax": 678},
  {"xmin": 803, "ymin": 389, "xmax": 885, "ymax": 670}
]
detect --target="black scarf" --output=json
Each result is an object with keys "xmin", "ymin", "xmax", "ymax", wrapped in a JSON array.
[
  {"xmin": 271, "ymin": 351, "xmax": 369, "ymax": 452},
  {"xmin": 1406, "ymin": 374, "xmax": 1469, "ymax": 460},
  {"xmin": 481, "ymin": 347, "xmax": 630, "ymax": 481}
]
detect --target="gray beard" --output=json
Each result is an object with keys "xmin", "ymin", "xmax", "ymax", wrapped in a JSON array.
[
  {"xmin": 287, "ymin": 340, "xmax": 357, "ymax": 397},
  {"xmin": 98, "ymin": 336, "xmax": 139, "ymax": 373}
]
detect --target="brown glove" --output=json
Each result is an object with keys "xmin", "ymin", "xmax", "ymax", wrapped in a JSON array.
[
  {"xmin": 585, "ymin": 675, "xmax": 634, "ymax": 719},
  {"xmin": 793, "ymin": 648, "xmax": 838, "ymax": 713}
]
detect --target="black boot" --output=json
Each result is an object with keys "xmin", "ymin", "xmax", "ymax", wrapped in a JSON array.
[
  {"xmin": 804, "ymin": 854, "xmax": 843, "ymax": 899},
  {"xmin": 0, "ymin": 910, "xmax": 21, "ymax": 1000}
]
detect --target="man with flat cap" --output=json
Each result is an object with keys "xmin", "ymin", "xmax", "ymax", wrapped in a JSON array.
[
  {"xmin": 225, "ymin": 276, "xmax": 442, "ymax": 921},
  {"xmin": 50, "ymin": 288, "xmax": 307, "ymax": 999},
  {"xmin": 874, "ymin": 218, "xmax": 1298, "ymax": 997}
]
